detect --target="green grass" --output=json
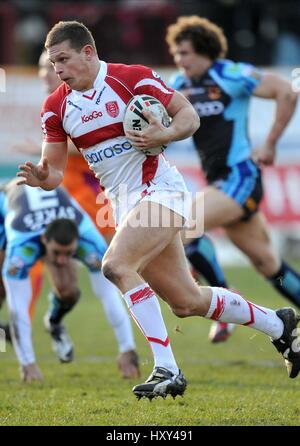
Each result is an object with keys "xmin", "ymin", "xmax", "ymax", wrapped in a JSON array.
[{"xmin": 1, "ymin": 264, "xmax": 300, "ymax": 426}]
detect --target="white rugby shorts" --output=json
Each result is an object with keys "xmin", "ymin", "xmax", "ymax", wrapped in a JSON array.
[{"xmin": 110, "ymin": 166, "xmax": 192, "ymax": 227}]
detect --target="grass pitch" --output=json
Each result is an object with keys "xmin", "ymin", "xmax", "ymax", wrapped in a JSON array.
[{"xmin": 1, "ymin": 264, "xmax": 300, "ymax": 426}]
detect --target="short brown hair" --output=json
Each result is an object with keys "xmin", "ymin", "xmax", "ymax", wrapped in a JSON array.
[
  {"xmin": 44, "ymin": 219, "xmax": 79, "ymax": 245},
  {"xmin": 45, "ymin": 20, "xmax": 97, "ymax": 53},
  {"xmin": 166, "ymin": 16, "xmax": 227, "ymax": 60}
]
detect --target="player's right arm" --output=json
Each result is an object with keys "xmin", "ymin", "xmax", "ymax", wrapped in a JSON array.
[
  {"xmin": 17, "ymin": 140, "xmax": 68, "ymax": 190},
  {"xmin": 3, "ymin": 268, "xmax": 43, "ymax": 382}
]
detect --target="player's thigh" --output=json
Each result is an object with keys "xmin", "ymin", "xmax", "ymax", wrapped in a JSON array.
[
  {"xmin": 46, "ymin": 259, "xmax": 79, "ymax": 297},
  {"xmin": 104, "ymin": 201, "xmax": 184, "ymax": 270},
  {"xmin": 141, "ymin": 233, "xmax": 205, "ymax": 311},
  {"xmin": 225, "ymin": 211, "xmax": 280, "ymax": 271},
  {"xmin": 202, "ymin": 186, "xmax": 244, "ymax": 231},
  {"xmin": 184, "ymin": 186, "xmax": 243, "ymax": 243}
]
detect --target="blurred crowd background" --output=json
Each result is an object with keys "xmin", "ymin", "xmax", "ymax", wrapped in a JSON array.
[
  {"xmin": 0, "ymin": 0, "xmax": 299, "ymax": 265},
  {"xmin": 1, "ymin": 0, "xmax": 300, "ymax": 66}
]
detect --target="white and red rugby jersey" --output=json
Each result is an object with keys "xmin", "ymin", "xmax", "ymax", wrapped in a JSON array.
[{"xmin": 41, "ymin": 61, "xmax": 174, "ymax": 196}]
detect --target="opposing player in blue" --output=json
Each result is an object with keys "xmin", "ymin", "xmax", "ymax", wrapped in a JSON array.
[
  {"xmin": 0, "ymin": 179, "xmax": 139, "ymax": 382},
  {"xmin": 166, "ymin": 16, "xmax": 300, "ymax": 341}
]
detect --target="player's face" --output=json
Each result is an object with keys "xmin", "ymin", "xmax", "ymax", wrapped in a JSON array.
[
  {"xmin": 39, "ymin": 53, "xmax": 62, "ymax": 94},
  {"xmin": 45, "ymin": 239, "xmax": 78, "ymax": 267},
  {"xmin": 172, "ymin": 40, "xmax": 211, "ymax": 78},
  {"xmin": 48, "ymin": 40, "xmax": 94, "ymax": 91}
]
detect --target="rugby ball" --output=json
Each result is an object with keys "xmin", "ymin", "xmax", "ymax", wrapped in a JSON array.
[{"xmin": 123, "ymin": 94, "xmax": 171, "ymax": 156}]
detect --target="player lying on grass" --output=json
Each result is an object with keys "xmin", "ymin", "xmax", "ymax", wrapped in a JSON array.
[{"xmin": 0, "ymin": 179, "xmax": 139, "ymax": 382}]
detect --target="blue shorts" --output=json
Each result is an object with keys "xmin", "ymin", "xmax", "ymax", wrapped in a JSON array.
[
  {"xmin": 3, "ymin": 226, "xmax": 107, "ymax": 279},
  {"xmin": 213, "ymin": 159, "xmax": 263, "ymax": 221}
]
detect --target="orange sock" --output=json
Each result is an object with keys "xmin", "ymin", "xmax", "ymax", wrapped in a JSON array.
[{"xmin": 29, "ymin": 261, "xmax": 44, "ymax": 319}]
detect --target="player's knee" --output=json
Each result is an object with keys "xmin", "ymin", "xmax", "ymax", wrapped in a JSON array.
[
  {"xmin": 250, "ymin": 250, "xmax": 278, "ymax": 276},
  {"xmin": 101, "ymin": 258, "xmax": 117, "ymax": 283},
  {"xmin": 172, "ymin": 306, "xmax": 191, "ymax": 318},
  {"xmin": 3, "ymin": 261, "xmax": 28, "ymax": 281},
  {"xmin": 56, "ymin": 287, "xmax": 81, "ymax": 302},
  {"xmin": 102, "ymin": 257, "xmax": 126, "ymax": 285}
]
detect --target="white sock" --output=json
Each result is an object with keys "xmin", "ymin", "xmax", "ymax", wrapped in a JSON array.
[
  {"xmin": 206, "ymin": 287, "xmax": 284, "ymax": 339},
  {"xmin": 3, "ymin": 276, "xmax": 35, "ymax": 365},
  {"xmin": 89, "ymin": 272, "xmax": 136, "ymax": 353},
  {"xmin": 123, "ymin": 283, "xmax": 179, "ymax": 374}
]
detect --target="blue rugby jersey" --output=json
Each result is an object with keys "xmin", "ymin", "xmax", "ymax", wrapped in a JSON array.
[
  {"xmin": 0, "ymin": 182, "xmax": 107, "ymax": 278},
  {"xmin": 170, "ymin": 59, "xmax": 261, "ymax": 181}
]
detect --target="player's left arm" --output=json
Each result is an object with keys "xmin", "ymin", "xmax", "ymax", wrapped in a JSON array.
[
  {"xmin": 252, "ymin": 73, "xmax": 298, "ymax": 165},
  {"xmin": 165, "ymin": 90, "xmax": 200, "ymax": 142}
]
